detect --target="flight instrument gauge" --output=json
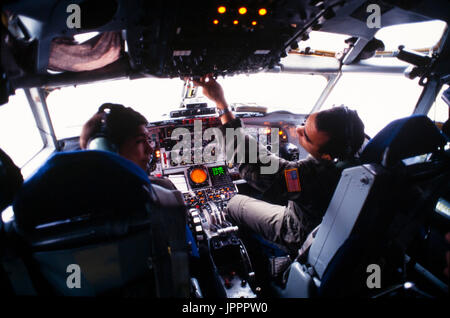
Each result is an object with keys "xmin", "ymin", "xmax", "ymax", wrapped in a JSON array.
[{"xmin": 187, "ymin": 166, "xmax": 210, "ymax": 189}]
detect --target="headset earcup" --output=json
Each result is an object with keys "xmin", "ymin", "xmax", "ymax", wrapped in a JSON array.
[
  {"xmin": 87, "ymin": 136, "xmax": 117, "ymax": 153},
  {"xmin": 344, "ymin": 107, "xmax": 355, "ymax": 159},
  {"xmin": 86, "ymin": 105, "xmax": 117, "ymax": 153}
]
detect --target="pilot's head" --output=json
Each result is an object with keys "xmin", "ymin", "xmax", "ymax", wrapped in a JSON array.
[
  {"xmin": 80, "ymin": 103, "xmax": 153, "ymax": 171},
  {"xmin": 296, "ymin": 106, "xmax": 365, "ymax": 161}
]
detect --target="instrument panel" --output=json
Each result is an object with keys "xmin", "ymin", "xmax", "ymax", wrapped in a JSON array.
[
  {"xmin": 145, "ymin": 111, "xmax": 301, "ymax": 298},
  {"xmin": 147, "ymin": 114, "xmax": 287, "ymax": 240},
  {"xmin": 165, "ymin": 164, "xmax": 237, "ymax": 207},
  {"xmin": 146, "ymin": 113, "xmax": 298, "ymax": 237},
  {"xmin": 148, "ymin": 115, "xmax": 291, "ymax": 184},
  {"xmin": 147, "ymin": 116, "xmax": 241, "ymax": 231}
]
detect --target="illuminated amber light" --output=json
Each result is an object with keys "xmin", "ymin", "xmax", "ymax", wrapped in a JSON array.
[
  {"xmin": 213, "ymin": 19, "xmax": 219, "ymax": 25},
  {"xmin": 238, "ymin": 7, "xmax": 247, "ymax": 15},
  {"xmin": 258, "ymin": 8, "xmax": 267, "ymax": 16},
  {"xmin": 218, "ymin": 6, "xmax": 226, "ymax": 14},
  {"xmin": 190, "ymin": 168, "xmax": 208, "ymax": 184},
  {"xmin": 251, "ymin": 21, "xmax": 257, "ymax": 26},
  {"xmin": 233, "ymin": 20, "xmax": 239, "ymax": 25},
  {"xmin": 155, "ymin": 150, "xmax": 161, "ymax": 158}
]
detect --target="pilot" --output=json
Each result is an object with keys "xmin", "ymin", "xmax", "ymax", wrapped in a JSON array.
[
  {"xmin": 194, "ymin": 75, "xmax": 365, "ymax": 256},
  {"xmin": 80, "ymin": 103, "xmax": 176, "ymax": 190}
]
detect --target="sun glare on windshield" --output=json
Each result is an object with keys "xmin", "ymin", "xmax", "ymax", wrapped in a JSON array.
[{"xmin": 46, "ymin": 74, "xmax": 328, "ymax": 140}]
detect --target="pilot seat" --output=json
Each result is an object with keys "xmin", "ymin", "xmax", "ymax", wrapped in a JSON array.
[
  {"xmin": 2, "ymin": 150, "xmax": 190, "ymax": 297},
  {"xmin": 273, "ymin": 115, "xmax": 449, "ymax": 297},
  {"xmin": 0, "ymin": 148, "xmax": 24, "ymax": 294}
]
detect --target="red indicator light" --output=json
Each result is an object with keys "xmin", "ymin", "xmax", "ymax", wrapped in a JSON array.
[
  {"xmin": 213, "ymin": 19, "xmax": 219, "ymax": 25},
  {"xmin": 233, "ymin": 20, "xmax": 239, "ymax": 25},
  {"xmin": 252, "ymin": 21, "xmax": 257, "ymax": 26}
]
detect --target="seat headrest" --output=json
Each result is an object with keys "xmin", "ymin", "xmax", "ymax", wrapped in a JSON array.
[
  {"xmin": 13, "ymin": 150, "xmax": 151, "ymax": 232},
  {"xmin": 360, "ymin": 115, "xmax": 448, "ymax": 166},
  {"xmin": 0, "ymin": 148, "xmax": 23, "ymax": 212}
]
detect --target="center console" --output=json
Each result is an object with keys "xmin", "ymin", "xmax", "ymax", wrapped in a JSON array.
[{"xmin": 147, "ymin": 113, "xmax": 257, "ymax": 297}]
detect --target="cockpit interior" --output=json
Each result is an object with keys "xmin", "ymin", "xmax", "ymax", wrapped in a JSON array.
[{"xmin": 0, "ymin": 0, "xmax": 449, "ymax": 304}]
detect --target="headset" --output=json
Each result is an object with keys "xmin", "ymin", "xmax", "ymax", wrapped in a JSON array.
[
  {"xmin": 341, "ymin": 105, "xmax": 356, "ymax": 160},
  {"xmin": 87, "ymin": 103, "xmax": 124, "ymax": 153},
  {"xmin": 303, "ymin": 106, "xmax": 357, "ymax": 160},
  {"xmin": 86, "ymin": 103, "xmax": 155, "ymax": 172}
]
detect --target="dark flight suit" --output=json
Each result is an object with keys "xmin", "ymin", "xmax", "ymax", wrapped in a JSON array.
[{"xmin": 222, "ymin": 118, "xmax": 341, "ymax": 255}]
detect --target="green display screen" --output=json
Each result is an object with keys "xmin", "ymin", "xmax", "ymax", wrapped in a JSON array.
[{"xmin": 211, "ymin": 166, "xmax": 225, "ymax": 176}]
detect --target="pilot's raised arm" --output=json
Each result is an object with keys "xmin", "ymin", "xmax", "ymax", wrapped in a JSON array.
[
  {"xmin": 193, "ymin": 74, "xmax": 235, "ymax": 125},
  {"xmin": 195, "ymin": 75, "xmax": 366, "ymax": 255},
  {"xmin": 193, "ymin": 74, "xmax": 286, "ymax": 193}
]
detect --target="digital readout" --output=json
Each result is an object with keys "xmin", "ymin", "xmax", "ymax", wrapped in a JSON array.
[{"xmin": 211, "ymin": 166, "xmax": 225, "ymax": 176}]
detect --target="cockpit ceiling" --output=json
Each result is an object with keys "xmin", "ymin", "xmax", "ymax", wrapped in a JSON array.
[{"xmin": 1, "ymin": 0, "xmax": 449, "ymax": 92}]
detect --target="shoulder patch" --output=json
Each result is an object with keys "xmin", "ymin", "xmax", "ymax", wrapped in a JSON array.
[{"xmin": 284, "ymin": 168, "xmax": 301, "ymax": 192}]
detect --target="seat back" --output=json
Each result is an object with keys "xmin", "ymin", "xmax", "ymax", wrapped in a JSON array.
[
  {"xmin": 0, "ymin": 148, "xmax": 24, "ymax": 294},
  {"xmin": 318, "ymin": 116, "xmax": 448, "ymax": 296},
  {"xmin": 10, "ymin": 150, "xmax": 189, "ymax": 297},
  {"xmin": 307, "ymin": 164, "xmax": 379, "ymax": 279},
  {"xmin": 360, "ymin": 115, "xmax": 447, "ymax": 167},
  {"xmin": 0, "ymin": 148, "xmax": 23, "ymax": 212}
]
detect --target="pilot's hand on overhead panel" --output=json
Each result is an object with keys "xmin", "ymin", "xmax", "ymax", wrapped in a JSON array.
[{"xmin": 193, "ymin": 74, "xmax": 228, "ymax": 110}]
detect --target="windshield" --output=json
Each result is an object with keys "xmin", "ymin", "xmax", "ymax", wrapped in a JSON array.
[
  {"xmin": 298, "ymin": 20, "xmax": 447, "ymax": 54},
  {"xmin": 375, "ymin": 20, "xmax": 447, "ymax": 51},
  {"xmin": 45, "ymin": 19, "xmax": 447, "ymax": 141},
  {"xmin": 46, "ymin": 73, "xmax": 328, "ymax": 140},
  {"xmin": 0, "ymin": 89, "xmax": 44, "ymax": 167},
  {"xmin": 47, "ymin": 78, "xmax": 185, "ymax": 140},
  {"xmin": 213, "ymin": 73, "xmax": 328, "ymax": 112}
]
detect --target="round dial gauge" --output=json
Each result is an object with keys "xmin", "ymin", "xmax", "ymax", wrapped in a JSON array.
[{"xmin": 190, "ymin": 167, "xmax": 208, "ymax": 184}]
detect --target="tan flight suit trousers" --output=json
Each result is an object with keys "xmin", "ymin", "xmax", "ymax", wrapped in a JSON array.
[{"xmin": 226, "ymin": 194, "xmax": 303, "ymax": 254}]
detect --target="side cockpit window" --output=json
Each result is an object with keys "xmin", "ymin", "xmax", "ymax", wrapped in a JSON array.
[
  {"xmin": 320, "ymin": 20, "xmax": 447, "ymax": 138},
  {"xmin": 428, "ymin": 84, "xmax": 449, "ymax": 124},
  {"xmin": 375, "ymin": 20, "xmax": 447, "ymax": 53},
  {"xmin": 322, "ymin": 74, "xmax": 423, "ymax": 137},
  {"xmin": 428, "ymin": 84, "xmax": 450, "ymax": 141},
  {"xmin": 0, "ymin": 89, "xmax": 44, "ymax": 168}
]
